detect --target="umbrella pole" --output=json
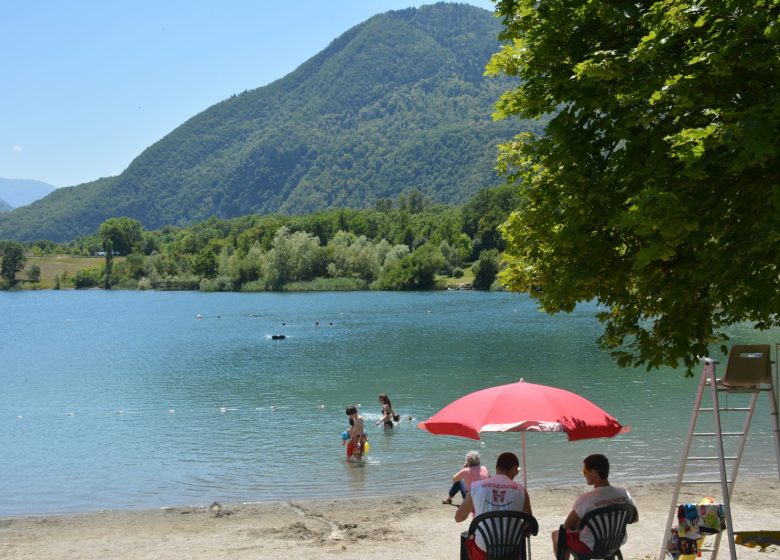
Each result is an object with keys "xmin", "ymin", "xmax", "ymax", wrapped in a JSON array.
[
  {"xmin": 521, "ymin": 431, "xmax": 527, "ymax": 487},
  {"xmin": 521, "ymin": 432, "xmax": 532, "ymax": 560}
]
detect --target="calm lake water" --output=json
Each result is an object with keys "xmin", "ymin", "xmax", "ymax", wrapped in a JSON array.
[{"xmin": 1, "ymin": 290, "xmax": 778, "ymax": 516}]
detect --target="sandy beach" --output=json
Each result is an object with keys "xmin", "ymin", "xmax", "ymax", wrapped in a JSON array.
[{"xmin": 2, "ymin": 477, "xmax": 778, "ymax": 560}]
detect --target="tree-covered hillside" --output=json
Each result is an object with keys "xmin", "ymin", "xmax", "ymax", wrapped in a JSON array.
[
  {"xmin": 0, "ymin": 3, "xmax": 542, "ymax": 242},
  {"xmin": 0, "ymin": 198, "xmax": 11, "ymax": 213}
]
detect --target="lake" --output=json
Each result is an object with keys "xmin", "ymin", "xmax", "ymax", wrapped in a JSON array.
[{"xmin": 1, "ymin": 290, "xmax": 777, "ymax": 516}]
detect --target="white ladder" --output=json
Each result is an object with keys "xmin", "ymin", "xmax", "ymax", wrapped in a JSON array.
[{"xmin": 659, "ymin": 348, "xmax": 780, "ymax": 560}]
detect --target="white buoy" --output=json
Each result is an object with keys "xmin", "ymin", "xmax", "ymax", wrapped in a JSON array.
[{"xmin": 168, "ymin": 409, "xmax": 175, "ymax": 414}]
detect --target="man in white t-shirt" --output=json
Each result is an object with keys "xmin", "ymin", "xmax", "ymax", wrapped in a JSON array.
[
  {"xmin": 455, "ymin": 452, "xmax": 532, "ymax": 560},
  {"xmin": 552, "ymin": 454, "xmax": 637, "ymax": 560}
]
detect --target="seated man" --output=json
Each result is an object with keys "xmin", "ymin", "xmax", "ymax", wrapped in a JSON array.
[
  {"xmin": 552, "ymin": 454, "xmax": 638, "ymax": 560},
  {"xmin": 455, "ymin": 452, "xmax": 532, "ymax": 560}
]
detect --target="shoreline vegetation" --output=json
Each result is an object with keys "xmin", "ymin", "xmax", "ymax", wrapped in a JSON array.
[
  {"xmin": 2, "ymin": 477, "xmax": 778, "ymax": 559},
  {"xmin": 0, "ymin": 187, "xmax": 513, "ymax": 293},
  {"xmin": 10, "ymin": 254, "xmax": 478, "ymax": 293}
]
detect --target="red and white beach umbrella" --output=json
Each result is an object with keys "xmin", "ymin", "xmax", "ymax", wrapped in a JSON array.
[{"xmin": 417, "ymin": 378, "xmax": 628, "ymax": 485}]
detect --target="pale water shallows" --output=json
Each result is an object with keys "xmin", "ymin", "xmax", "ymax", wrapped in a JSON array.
[{"xmin": 1, "ymin": 290, "xmax": 777, "ymax": 515}]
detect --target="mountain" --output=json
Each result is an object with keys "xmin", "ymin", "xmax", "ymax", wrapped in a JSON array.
[
  {"xmin": 0, "ymin": 178, "xmax": 58, "ymax": 209},
  {"xmin": 0, "ymin": 3, "xmax": 541, "ymax": 242},
  {"xmin": 0, "ymin": 197, "xmax": 12, "ymax": 213}
]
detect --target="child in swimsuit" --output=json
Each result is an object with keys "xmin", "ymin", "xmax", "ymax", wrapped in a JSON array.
[{"xmin": 345, "ymin": 405, "xmax": 366, "ymax": 458}]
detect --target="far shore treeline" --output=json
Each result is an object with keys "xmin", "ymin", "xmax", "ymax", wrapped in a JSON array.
[{"xmin": 0, "ymin": 186, "xmax": 516, "ymax": 292}]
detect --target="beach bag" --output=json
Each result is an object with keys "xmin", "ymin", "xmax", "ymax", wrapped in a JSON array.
[{"xmin": 393, "ymin": 412, "xmax": 401, "ymax": 422}]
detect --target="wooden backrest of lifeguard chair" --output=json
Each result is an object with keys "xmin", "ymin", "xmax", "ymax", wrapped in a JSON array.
[{"xmin": 722, "ymin": 344, "xmax": 772, "ymax": 388}]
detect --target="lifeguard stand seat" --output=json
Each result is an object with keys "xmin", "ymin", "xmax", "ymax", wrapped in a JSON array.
[{"xmin": 720, "ymin": 344, "xmax": 771, "ymax": 389}]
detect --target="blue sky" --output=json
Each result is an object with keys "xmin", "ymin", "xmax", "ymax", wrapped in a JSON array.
[{"xmin": 1, "ymin": 1, "xmax": 495, "ymax": 189}]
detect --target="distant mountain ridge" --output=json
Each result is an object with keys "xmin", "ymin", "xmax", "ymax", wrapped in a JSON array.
[
  {"xmin": 0, "ymin": 3, "xmax": 540, "ymax": 242},
  {"xmin": 0, "ymin": 178, "xmax": 58, "ymax": 209}
]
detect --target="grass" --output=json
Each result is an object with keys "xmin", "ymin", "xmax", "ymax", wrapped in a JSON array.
[
  {"xmin": 441, "ymin": 265, "xmax": 475, "ymax": 288},
  {"xmin": 20, "ymin": 255, "xmax": 120, "ymax": 289}
]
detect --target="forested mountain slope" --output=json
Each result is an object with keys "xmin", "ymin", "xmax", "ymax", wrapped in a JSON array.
[{"xmin": 0, "ymin": 3, "xmax": 540, "ymax": 242}]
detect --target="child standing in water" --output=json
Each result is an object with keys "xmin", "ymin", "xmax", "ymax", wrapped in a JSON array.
[{"xmin": 345, "ymin": 405, "xmax": 367, "ymax": 459}]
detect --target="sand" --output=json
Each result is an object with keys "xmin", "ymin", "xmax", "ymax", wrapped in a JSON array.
[{"xmin": 1, "ymin": 477, "xmax": 779, "ymax": 560}]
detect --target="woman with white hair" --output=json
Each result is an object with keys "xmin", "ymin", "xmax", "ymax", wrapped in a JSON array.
[{"xmin": 442, "ymin": 450, "xmax": 489, "ymax": 505}]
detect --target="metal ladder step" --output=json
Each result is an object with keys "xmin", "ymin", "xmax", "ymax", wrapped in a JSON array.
[
  {"xmin": 698, "ymin": 407, "xmax": 752, "ymax": 412},
  {"xmin": 682, "ymin": 480, "xmax": 735, "ymax": 485}
]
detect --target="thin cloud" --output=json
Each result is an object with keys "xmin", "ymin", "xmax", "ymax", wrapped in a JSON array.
[{"xmin": 12, "ymin": 145, "xmax": 22, "ymax": 154}]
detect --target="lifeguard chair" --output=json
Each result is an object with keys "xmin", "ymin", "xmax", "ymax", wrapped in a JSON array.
[{"xmin": 660, "ymin": 344, "xmax": 780, "ymax": 560}]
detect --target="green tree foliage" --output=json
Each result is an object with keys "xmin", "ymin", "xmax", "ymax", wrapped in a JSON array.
[
  {"xmin": 74, "ymin": 268, "xmax": 101, "ymax": 289},
  {"xmin": 472, "ymin": 249, "xmax": 500, "ymax": 291},
  {"xmin": 326, "ymin": 231, "xmax": 381, "ymax": 282},
  {"xmin": 99, "ymin": 217, "xmax": 143, "ymax": 256},
  {"xmin": 103, "ymin": 238, "xmax": 114, "ymax": 289},
  {"xmin": 373, "ymin": 243, "xmax": 445, "ymax": 290},
  {"xmin": 461, "ymin": 183, "xmax": 521, "ymax": 258},
  {"xmin": 192, "ymin": 249, "xmax": 218, "ymax": 279},
  {"xmin": 99, "ymin": 217, "xmax": 143, "ymax": 289},
  {"xmin": 0, "ymin": 240, "xmax": 26, "ymax": 286},
  {"xmin": 263, "ymin": 227, "xmax": 327, "ymax": 290},
  {"xmin": 489, "ymin": 0, "xmax": 780, "ymax": 372},
  {"xmin": 121, "ymin": 253, "xmax": 147, "ymax": 280},
  {"xmin": 27, "ymin": 264, "xmax": 41, "ymax": 283},
  {"xmin": 12, "ymin": 184, "xmax": 524, "ymax": 292}
]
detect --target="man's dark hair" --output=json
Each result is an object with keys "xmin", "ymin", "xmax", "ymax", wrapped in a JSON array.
[
  {"xmin": 496, "ymin": 452, "xmax": 520, "ymax": 473},
  {"xmin": 584, "ymin": 454, "xmax": 610, "ymax": 479},
  {"xmin": 345, "ymin": 405, "xmax": 357, "ymax": 416}
]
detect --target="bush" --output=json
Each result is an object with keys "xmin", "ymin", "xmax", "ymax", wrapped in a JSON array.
[
  {"xmin": 200, "ymin": 276, "xmax": 235, "ymax": 292},
  {"xmin": 285, "ymin": 277, "xmax": 367, "ymax": 291},
  {"xmin": 110, "ymin": 278, "xmax": 139, "ymax": 290},
  {"xmin": 240, "ymin": 280, "xmax": 269, "ymax": 292},
  {"xmin": 27, "ymin": 264, "xmax": 41, "ymax": 283},
  {"xmin": 472, "ymin": 249, "xmax": 500, "ymax": 290},
  {"xmin": 452, "ymin": 267, "xmax": 464, "ymax": 278},
  {"xmin": 73, "ymin": 268, "xmax": 101, "ymax": 289}
]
